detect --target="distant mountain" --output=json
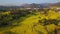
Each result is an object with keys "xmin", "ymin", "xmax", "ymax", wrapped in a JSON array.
[
  {"xmin": 41, "ymin": 2, "xmax": 60, "ymax": 7},
  {"xmin": 0, "ymin": 2, "xmax": 60, "ymax": 10},
  {"xmin": 50, "ymin": 2, "xmax": 60, "ymax": 7},
  {"xmin": 20, "ymin": 2, "xmax": 60, "ymax": 8},
  {"xmin": 20, "ymin": 3, "xmax": 41, "ymax": 8}
]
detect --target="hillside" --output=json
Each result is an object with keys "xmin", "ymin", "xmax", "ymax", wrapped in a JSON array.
[{"xmin": 0, "ymin": 9, "xmax": 60, "ymax": 34}]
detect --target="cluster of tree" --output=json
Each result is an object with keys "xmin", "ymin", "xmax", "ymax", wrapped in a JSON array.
[{"xmin": 38, "ymin": 19, "xmax": 60, "ymax": 26}]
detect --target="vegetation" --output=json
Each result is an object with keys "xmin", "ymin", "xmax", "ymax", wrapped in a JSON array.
[
  {"xmin": 0, "ymin": 8, "xmax": 60, "ymax": 34},
  {"xmin": 4, "ymin": 31, "xmax": 18, "ymax": 34}
]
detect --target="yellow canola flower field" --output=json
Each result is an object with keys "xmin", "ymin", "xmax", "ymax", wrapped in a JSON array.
[{"xmin": 0, "ymin": 10, "xmax": 60, "ymax": 34}]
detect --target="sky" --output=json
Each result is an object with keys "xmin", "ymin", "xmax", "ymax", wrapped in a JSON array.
[{"xmin": 0, "ymin": 0, "xmax": 60, "ymax": 6}]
